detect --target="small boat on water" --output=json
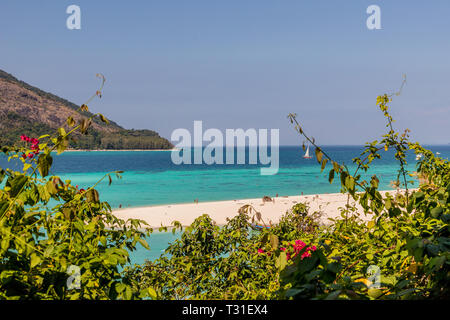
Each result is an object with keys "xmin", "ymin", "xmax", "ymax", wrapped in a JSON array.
[
  {"xmin": 303, "ymin": 145, "xmax": 313, "ymax": 159},
  {"xmin": 436, "ymin": 152, "xmax": 441, "ymax": 155},
  {"xmin": 250, "ymin": 223, "xmax": 271, "ymax": 230}
]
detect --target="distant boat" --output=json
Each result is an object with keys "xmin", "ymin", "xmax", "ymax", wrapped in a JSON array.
[
  {"xmin": 436, "ymin": 152, "xmax": 441, "ymax": 155},
  {"xmin": 303, "ymin": 145, "xmax": 313, "ymax": 159}
]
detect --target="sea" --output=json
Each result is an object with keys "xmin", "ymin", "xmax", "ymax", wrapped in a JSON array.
[{"xmin": 1, "ymin": 145, "xmax": 449, "ymax": 265}]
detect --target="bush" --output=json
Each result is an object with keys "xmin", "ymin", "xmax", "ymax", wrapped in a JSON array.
[{"xmin": 0, "ymin": 77, "xmax": 153, "ymax": 299}]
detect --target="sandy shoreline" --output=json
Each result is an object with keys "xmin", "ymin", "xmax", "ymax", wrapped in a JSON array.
[{"xmin": 112, "ymin": 191, "xmax": 405, "ymax": 228}]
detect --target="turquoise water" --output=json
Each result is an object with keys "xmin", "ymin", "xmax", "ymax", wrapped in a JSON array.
[
  {"xmin": 27, "ymin": 146, "xmax": 450, "ymax": 208},
  {"xmin": 1, "ymin": 145, "xmax": 449, "ymax": 265}
]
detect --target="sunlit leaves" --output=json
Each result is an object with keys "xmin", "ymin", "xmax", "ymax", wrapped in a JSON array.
[
  {"xmin": 6, "ymin": 174, "xmax": 28, "ymax": 197},
  {"xmin": 321, "ymin": 158, "xmax": 328, "ymax": 172},
  {"xmin": 315, "ymin": 147, "xmax": 323, "ymax": 164},
  {"xmin": 275, "ymin": 251, "xmax": 287, "ymax": 271},
  {"xmin": 328, "ymin": 169, "xmax": 335, "ymax": 184},
  {"xmin": 67, "ymin": 116, "xmax": 75, "ymax": 127},
  {"xmin": 85, "ymin": 189, "xmax": 100, "ymax": 204},
  {"xmin": 79, "ymin": 118, "xmax": 92, "ymax": 135},
  {"xmin": 99, "ymin": 113, "xmax": 109, "ymax": 124},
  {"xmin": 37, "ymin": 153, "xmax": 52, "ymax": 178}
]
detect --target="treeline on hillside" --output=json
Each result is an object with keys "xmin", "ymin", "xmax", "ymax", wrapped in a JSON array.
[
  {"xmin": 74, "ymin": 129, "xmax": 174, "ymax": 150},
  {"xmin": 0, "ymin": 112, "xmax": 173, "ymax": 150}
]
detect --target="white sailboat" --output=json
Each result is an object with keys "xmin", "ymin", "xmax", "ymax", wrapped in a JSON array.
[{"xmin": 303, "ymin": 145, "xmax": 313, "ymax": 159}]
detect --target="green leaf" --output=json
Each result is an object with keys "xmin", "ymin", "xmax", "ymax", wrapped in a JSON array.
[
  {"xmin": 275, "ymin": 252, "xmax": 287, "ymax": 270},
  {"xmin": 298, "ymin": 254, "xmax": 319, "ymax": 274},
  {"xmin": 79, "ymin": 119, "xmax": 92, "ymax": 134},
  {"xmin": 0, "ymin": 201, "xmax": 10, "ymax": 217},
  {"xmin": 430, "ymin": 206, "xmax": 443, "ymax": 218},
  {"xmin": 332, "ymin": 161, "xmax": 340, "ymax": 173},
  {"xmin": 62, "ymin": 206, "xmax": 76, "ymax": 221},
  {"xmin": 321, "ymin": 159, "xmax": 328, "ymax": 172},
  {"xmin": 67, "ymin": 116, "xmax": 75, "ymax": 127},
  {"xmin": 58, "ymin": 127, "xmax": 67, "ymax": 137},
  {"xmin": 6, "ymin": 175, "xmax": 28, "ymax": 197},
  {"xmin": 326, "ymin": 262, "xmax": 342, "ymax": 274},
  {"xmin": 326, "ymin": 290, "xmax": 342, "ymax": 300},
  {"xmin": 147, "ymin": 287, "xmax": 157, "ymax": 300},
  {"xmin": 345, "ymin": 176, "xmax": 355, "ymax": 191},
  {"xmin": 328, "ymin": 169, "xmax": 335, "ymax": 184},
  {"xmin": 56, "ymin": 136, "xmax": 69, "ymax": 154},
  {"xmin": 37, "ymin": 154, "xmax": 53, "ymax": 178},
  {"xmin": 269, "ymin": 234, "xmax": 279, "ymax": 249},
  {"xmin": 315, "ymin": 148, "xmax": 323, "ymax": 164},
  {"xmin": 99, "ymin": 113, "xmax": 109, "ymax": 124},
  {"xmin": 138, "ymin": 238, "xmax": 150, "ymax": 250},
  {"xmin": 85, "ymin": 189, "xmax": 100, "ymax": 203},
  {"xmin": 30, "ymin": 253, "xmax": 41, "ymax": 269}
]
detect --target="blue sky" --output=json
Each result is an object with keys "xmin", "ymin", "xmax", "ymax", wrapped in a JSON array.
[{"xmin": 1, "ymin": 0, "xmax": 449, "ymax": 145}]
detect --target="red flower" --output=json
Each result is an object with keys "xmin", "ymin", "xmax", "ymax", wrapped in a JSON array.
[
  {"xmin": 20, "ymin": 135, "xmax": 40, "ymax": 156},
  {"xmin": 283, "ymin": 240, "xmax": 317, "ymax": 261}
]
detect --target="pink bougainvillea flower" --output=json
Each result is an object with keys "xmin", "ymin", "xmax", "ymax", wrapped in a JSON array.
[
  {"xmin": 293, "ymin": 240, "xmax": 306, "ymax": 251},
  {"xmin": 281, "ymin": 240, "xmax": 317, "ymax": 261},
  {"xmin": 257, "ymin": 248, "xmax": 265, "ymax": 254},
  {"xmin": 301, "ymin": 251, "xmax": 312, "ymax": 259}
]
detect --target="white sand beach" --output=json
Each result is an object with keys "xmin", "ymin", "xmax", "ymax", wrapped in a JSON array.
[{"xmin": 112, "ymin": 191, "xmax": 404, "ymax": 228}]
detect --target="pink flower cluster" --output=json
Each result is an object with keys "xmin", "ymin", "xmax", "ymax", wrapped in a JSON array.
[
  {"xmin": 257, "ymin": 239, "xmax": 317, "ymax": 261},
  {"xmin": 280, "ymin": 240, "xmax": 317, "ymax": 260},
  {"xmin": 20, "ymin": 135, "xmax": 40, "ymax": 159}
]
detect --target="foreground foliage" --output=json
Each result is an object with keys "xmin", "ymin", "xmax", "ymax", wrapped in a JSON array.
[{"xmin": 0, "ymin": 76, "xmax": 153, "ymax": 299}]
